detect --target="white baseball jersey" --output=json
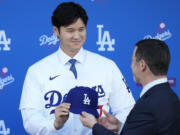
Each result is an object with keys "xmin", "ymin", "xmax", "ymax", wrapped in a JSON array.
[{"xmin": 19, "ymin": 47, "xmax": 135, "ymax": 135}]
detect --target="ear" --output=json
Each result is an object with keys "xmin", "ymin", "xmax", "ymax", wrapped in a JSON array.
[
  {"xmin": 139, "ymin": 59, "xmax": 147, "ymax": 72},
  {"xmin": 53, "ymin": 26, "xmax": 59, "ymax": 37}
]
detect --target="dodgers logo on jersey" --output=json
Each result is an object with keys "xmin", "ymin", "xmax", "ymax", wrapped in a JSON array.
[
  {"xmin": 0, "ymin": 30, "xmax": 11, "ymax": 51},
  {"xmin": 92, "ymin": 85, "xmax": 106, "ymax": 116},
  {"xmin": 96, "ymin": 25, "xmax": 115, "ymax": 51},
  {"xmin": 92, "ymin": 85, "xmax": 105, "ymax": 98},
  {"xmin": 44, "ymin": 91, "xmax": 69, "ymax": 114},
  {"xmin": 0, "ymin": 120, "xmax": 10, "ymax": 135},
  {"xmin": 44, "ymin": 90, "xmax": 62, "ymax": 114},
  {"xmin": 0, "ymin": 67, "xmax": 15, "ymax": 91},
  {"xmin": 144, "ymin": 22, "xmax": 172, "ymax": 41}
]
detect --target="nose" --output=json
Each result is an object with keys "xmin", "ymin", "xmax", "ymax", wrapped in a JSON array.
[{"xmin": 73, "ymin": 31, "xmax": 80, "ymax": 39}]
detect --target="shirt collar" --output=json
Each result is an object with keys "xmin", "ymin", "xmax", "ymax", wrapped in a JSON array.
[
  {"xmin": 140, "ymin": 77, "xmax": 168, "ymax": 98},
  {"xmin": 57, "ymin": 47, "xmax": 85, "ymax": 66}
]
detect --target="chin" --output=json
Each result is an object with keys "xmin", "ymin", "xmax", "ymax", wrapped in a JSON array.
[
  {"xmin": 133, "ymin": 76, "xmax": 139, "ymax": 83},
  {"xmin": 71, "ymin": 48, "xmax": 81, "ymax": 53},
  {"xmin": 75, "ymin": 44, "xmax": 83, "ymax": 50},
  {"xmin": 72, "ymin": 43, "xmax": 82, "ymax": 48}
]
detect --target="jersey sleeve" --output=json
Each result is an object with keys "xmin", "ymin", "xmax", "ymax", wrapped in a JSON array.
[
  {"xmin": 19, "ymin": 66, "xmax": 67, "ymax": 135},
  {"xmin": 109, "ymin": 62, "xmax": 135, "ymax": 124}
]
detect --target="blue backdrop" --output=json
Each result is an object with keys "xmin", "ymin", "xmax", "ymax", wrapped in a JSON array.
[{"xmin": 0, "ymin": 0, "xmax": 180, "ymax": 134}]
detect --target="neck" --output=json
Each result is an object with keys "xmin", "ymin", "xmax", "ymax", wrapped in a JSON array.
[
  {"xmin": 60, "ymin": 46, "xmax": 80, "ymax": 58},
  {"xmin": 141, "ymin": 74, "xmax": 167, "ymax": 87}
]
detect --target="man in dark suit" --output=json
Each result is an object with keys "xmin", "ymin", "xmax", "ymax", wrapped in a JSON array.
[{"xmin": 80, "ymin": 39, "xmax": 180, "ymax": 135}]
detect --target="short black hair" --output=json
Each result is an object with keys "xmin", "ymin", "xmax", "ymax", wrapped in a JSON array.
[
  {"xmin": 51, "ymin": 2, "xmax": 88, "ymax": 29},
  {"xmin": 135, "ymin": 39, "xmax": 170, "ymax": 75}
]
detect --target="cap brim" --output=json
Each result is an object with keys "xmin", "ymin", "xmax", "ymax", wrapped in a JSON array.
[{"xmin": 70, "ymin": 107, "xmax": 99, "ymax": 117}]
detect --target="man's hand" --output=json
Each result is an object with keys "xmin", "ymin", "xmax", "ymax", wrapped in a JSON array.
[
  {"xmin": 54, "ymin": 103, "xmax": 71, "ymax": 130},
  {"xmin": 80, "ymin": 111, "xmax": 97, "ymax": 129},
  {"xmin": 98, "ymin": 110, "xmax": 121, "ymax": 132}
]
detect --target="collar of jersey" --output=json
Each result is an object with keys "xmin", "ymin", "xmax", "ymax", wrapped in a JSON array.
[{"xmin": 57, "ymin": 47, "xmax": 85, "ymax": 66}]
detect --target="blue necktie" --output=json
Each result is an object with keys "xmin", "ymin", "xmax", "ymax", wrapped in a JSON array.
[{"xmin": 69, "ymin": 59, "xmax": 77, "ymax": 79}]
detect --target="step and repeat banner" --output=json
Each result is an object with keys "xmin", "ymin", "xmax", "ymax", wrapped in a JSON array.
[{"xmin": 0, "ymin": 0, "xmax": 180, "ymax": 134}]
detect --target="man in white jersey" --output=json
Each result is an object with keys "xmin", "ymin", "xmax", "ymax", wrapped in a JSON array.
[{"xmin": 19, "ymin": 2, "xmax": 135, "ymax": 135}]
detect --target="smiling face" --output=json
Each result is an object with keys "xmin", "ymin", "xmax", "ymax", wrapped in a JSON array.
[{"xmin": 54, "ymin": 18, "xmax": 86, "ymax": 57}]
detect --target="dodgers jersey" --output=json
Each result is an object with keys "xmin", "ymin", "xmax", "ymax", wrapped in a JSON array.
[{"xmin": 19, "ymin": 47, "xmax": 135, "ymax": 135}]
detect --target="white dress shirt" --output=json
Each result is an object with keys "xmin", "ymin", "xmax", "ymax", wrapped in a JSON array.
[
  {"xmin": 140, "ymin": 78, "xmax": 168, "ymax": 98},
  {"xmin": 19, "ymin": 47, "xmax": 135, "ymax": 135}
]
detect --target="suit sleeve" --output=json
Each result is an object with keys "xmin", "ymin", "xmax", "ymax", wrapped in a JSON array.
[
  {"xmin": 92, "ymin": 123, "xmax": 117, "ymax": 135},
  {"xmin": 121, "ymin": 105, "xmax": 155, "ymax": 135}
]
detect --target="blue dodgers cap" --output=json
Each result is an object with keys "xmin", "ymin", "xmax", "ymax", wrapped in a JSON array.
[{"xmin": 64, "ymin": 86, "xmax": 99, "ymax": 117}]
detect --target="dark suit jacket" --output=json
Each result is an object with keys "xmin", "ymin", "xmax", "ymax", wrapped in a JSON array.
[{"xmin": 92, "ymin": 83, "xmax": 180, "ymax": 135}]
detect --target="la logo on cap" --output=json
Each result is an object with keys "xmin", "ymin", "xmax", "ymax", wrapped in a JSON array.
[
  {"xmin": 64, "ymin": 86, "xmax": 99, "ymax": 117},
  {"xmin": 83, "ymin": 94, "xmax": 91, "ymax": 105}
]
